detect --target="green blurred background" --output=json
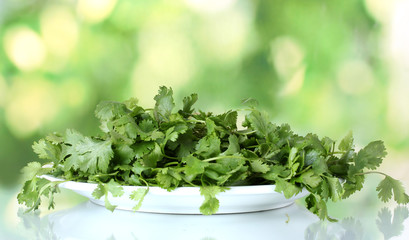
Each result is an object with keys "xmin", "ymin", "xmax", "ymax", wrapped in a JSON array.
[{"xmin": 1, "ymin": 0, "xmax": 409, "ymax": 193}]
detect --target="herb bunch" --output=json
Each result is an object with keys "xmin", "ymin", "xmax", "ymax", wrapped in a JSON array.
[{"xmin": 18, "ymin": 86, "xmax": 409, "ymax": 221}]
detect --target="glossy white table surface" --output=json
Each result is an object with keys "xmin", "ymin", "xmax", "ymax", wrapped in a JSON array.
[{"xmin": 2, "ymin": 180, "xmax": 409, "ymax": 240}]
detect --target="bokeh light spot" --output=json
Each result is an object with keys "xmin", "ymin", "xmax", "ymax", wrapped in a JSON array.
[
  {"xmin": 280, "ymin": 65, "xmax": 306, "ymax": 96},
  {"xmin": 5, "ymin": 77, "xmax": 60, "ymax": 137},
  {"xmin": 131, "ymin": 27, "xmax": 196, "ymax": 107},
  {"xmin": 197, "ymin": 8, "xmax": 250, "ymax": 64},
  {"xmin": 3, "ymin": 26, "xmax": 46, "ymax": 71},
  {"xmin": 336, "ymin": 59, "xmax": 374, "ymax": 95},
  {"xmin": 186, "ymin": 0, "xmax": 236, "ymax": 13},
  {"xmin": 271, "ymin": 36, "xmax": 305, "ymax": 80},
  {"xmin": 40, "ymin": 5, "xmax": 79, "ymax": 58},
  {"xmin": 77, "ymin": 0, "xmax": 117, "ymax": 24}
]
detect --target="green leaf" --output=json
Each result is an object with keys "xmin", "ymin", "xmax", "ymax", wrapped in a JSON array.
[
  {"xmin": 20, "ymin": 162, "xmax": 52, "ymax": 182},
  {"xmin": 95, "ymin": 101, "xmax": 130, "ymax": 121},
  {"xmin": 195, "ymin": 134, "xmax": 221, "ymax": 158},
  {"xmin": 338, "ymin": 131, "xmax": 354, "ymax": 152},
  {"xmin": 342, "ymin": 175, "xmax": 365, "ymax": 199},
  {"xmin": 223, "ymin": 135, "xmax": 240, "ymax": 155},
  {"xmin": 348, "ymin": 141, "xmax": 387, "ymax": 177},
  {"xmin": 249, "ymin": 159, "xmax": 270, "ymax": 173},
  {"xmin": 76, "ymin": 137, "xmax": 114, "ymax": 174},
  {"xmin": 377, "ymin": 176, "xmax": 409, "ymax": 204},
  {"xmin": 130, "ymin": 188, "xmax": 149, "ymax": 211},
  {"xmin": 32, "ymin": 139, "xmax": 61, "ymax": 161},
  {"xmin": 274, "ymin": 179, "xmax": 302, "ymax": 198},
  {"xmin": 141, "ymin": 143, "xmax": 162, "ymax": 167},
  {"xmin": 114, "ymin": 144, "xmax": 135, "ymax": 165},
  {"xmin": 183, "ymin": 155, "xmax": 209, "ymax": 176},
  {"xmin": 156, "ymin": 168, "xmax": 181, "ymax": 190},
  {"xmin": 244, "ymin": 110, "xmax": 275, "ymax": 142},
  {"xmin": 106, "ymin": 179, "xmax": 124, "ymax": 197},
  {"xmin": 92, "ymin": 183, "xmax": 106, "ymax": 200},
  {"xmin": 62, "ymin": 129, "xmax": 86, "ymax": 171},
  {"xmin": 305, "ymin": 194, "xmax": 337, "ymax": 222},
  {"xmin": 179, "ymin": 93, "xmax": 198, "ymax": 117},
  {"xmin": 199, "ymin": 186, "xmax": 226, "ymax": 215},
  {"xmin": 133, "ymin": 141, "xmax": 155, "ymax": 158},
  {"xmin": 17, "ymin": 178, "xmax": 60, "ymax": 212},
  {"xmin": 326, "ymin": 177, "xmax": 343, "ymax": 202},
  {"xmin": 154, "ymin": 86, "xmax": 175, "ymax": 121},
  {"xmin": 312, "ymin": 156, "xmax": 328, "ymax": 175},
  {"xmin": 263, "ymin": 165, "xmax": 290, "ymax": 181},
  {"xmin": 92, "ymin": 181, "xmax": 123, "ymax": 212},
  {"xmin": 296, "ymin": 170, "xmax": 321, "ymax": 188}
]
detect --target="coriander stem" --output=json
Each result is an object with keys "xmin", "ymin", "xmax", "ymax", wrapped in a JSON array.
[
  {"xmin": 202, "ymin": 155, "xmax": 247, "ymax": 162},
  {"xmin": 355, "ymin": 171, "xmax": 389, "ymax": 177},
  {"xmin": 93, "ymin": 171, "xmax": 119, "ymax": 178},
  {"xmin": 163, "ymin": 154, "xmax": 179, "ymax": 160},
  {"xmin": 164, "ymin": 161, "xmax": 179, "ymax": 167},
  {"xmin": 236, "ymin": 130, "xmax": 257, "ymax": 135}
]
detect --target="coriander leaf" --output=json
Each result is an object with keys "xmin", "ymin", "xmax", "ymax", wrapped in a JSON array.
[
  {"xmin": 244, "ymin": 110, "xmax": 275, "ymax": 142},
  {"xmin": 179, "ymin": 93, "xmax": 198, "ymax": 117},
  {"xmin": 183, "ymin": 155, "xmax": 209, "ymax": 176},
  {"xmin": 305, "ymin": 194, "xmax": 337, "ymax": 222},
  {"xmin": 130, "ymin": 188, "xmax": 149, "ymax": 211},
  {"xmin": 141, "ymin": 143, "xmax": 162, "ymax": 168},
  {"xmin": 348, "ymin": 141, "xmax": 387, "ymax": 177},
  {"xmin": 45, "ymin": 132, "xmax": 64, "ymax": 144},
  {"xmin": 263, "ymin": 165, "xmax": 291, "ymax": 181},
  {"xmin": 113, "ymin": 144, "xmax": 135, "ymax": 165},
  {"xmin": 199, "ymin": 186, "xmax": 226, "ymax": 215},
  {"xmin": 154, "ymin": 86, "xmax": 175, "ymax": 122},
  {"xmin": 131, "ymin": 161, "xmax": 149, "ymax": 176},
  {"xmin": 133, "ymin": 141, "xmax": 155, "ymax": 158},
  {"xmin": 92, "ymin": 183, "xmax": 105, "ymax": 199},
  {"xmin": 123, "ymin": 97, "xmax": 140, "ymax": 111},
  {"xmin": 321, "ymin": 137, "xmax": 335, "ymax": 154},
  {"xmin": 156, "ymin": 168, "xmax": 181, "ymax": 190},
  {"xmin": 21, "ymin": 162, "xmax": 52, "ymax": 182},
  {"xmin": 213, "ymin": 110, "xmax": 238, "ymax": 131},
  {"xmin": 76, "ymin": 137, "xmax": 114, "ymax": 174},
  {"xmin": 296, "ymin": 170, "xmax": 321, "ymax": 188},
  {"xmin": 312, "ymin": 156, "xmax": 328, "ymax": 175},
  {"xmin": 338, "ymin": 131, "xmax": 354, "ymax": 152},
  {"xmin": 376, "ymin": 176, "xmax": 409, "ymax": 204},
  {"xmin": 32, "ymin": 139, "xmax": 61, "ymax": 161},
  {"xmin": 223, "ymin": 135, "xmax": 240, "ymax": 155},
  {"xmin": 274, "ymin": 179, "xmax": 302, "ymax": 198},
  {"xmin": 95, "ymin": 101, "xmax": 130, "ymax": 121},
  {"xmin": 106, "ymin": 179, "xmax": 124, "ymax": 197},
  {"xmin": 305, "ymin": 150, "xmax": 321, "ymax": 166},
  {"xmin": 62, "ymin": 129, "xmax": 86, "ymax": 171},
  {"xmin": 249, "ymin": 159, "xmax": 270, "ymax": 173},
  {"xmin": 326, "ymin": 177, "xmax": 343, "ymax": 202},
  {"xmin": 92, "ymin": 181, "xmax": 123, "ymax": 212},
  {"xmin": 342, "ymin": 175, "xmax": 365, "ymax": 199},
  {"xmin": 104, "ymin": 195, "xmax": 117, "ymax": 212},
  {"xmin": 195, "ymin": 134, "xmax": 221, "ymax": 158},
  {"xmin": 17, "ymin": 177, "xmax": 60, "ymax": 212}
]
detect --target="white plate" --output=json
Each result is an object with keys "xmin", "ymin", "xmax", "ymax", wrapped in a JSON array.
[{"xmin": 41, "ymin": 175, "xmax": 309, "ymax": 214}]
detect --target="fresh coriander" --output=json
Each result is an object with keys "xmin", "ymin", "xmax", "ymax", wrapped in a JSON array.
[{"xmin": 18, "ymin": 86, "xmax": 409, "ymax": 221}]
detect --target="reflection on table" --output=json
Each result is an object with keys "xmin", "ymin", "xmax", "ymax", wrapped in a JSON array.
[{"xmin": 16, "ymin": 200, "xmax": 409, "ymax": 240}]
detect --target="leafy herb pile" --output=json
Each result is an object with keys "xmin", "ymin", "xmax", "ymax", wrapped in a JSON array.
[{"xmin": 18, "ymin": 86, "xmax": 409, "ymax": 221}]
